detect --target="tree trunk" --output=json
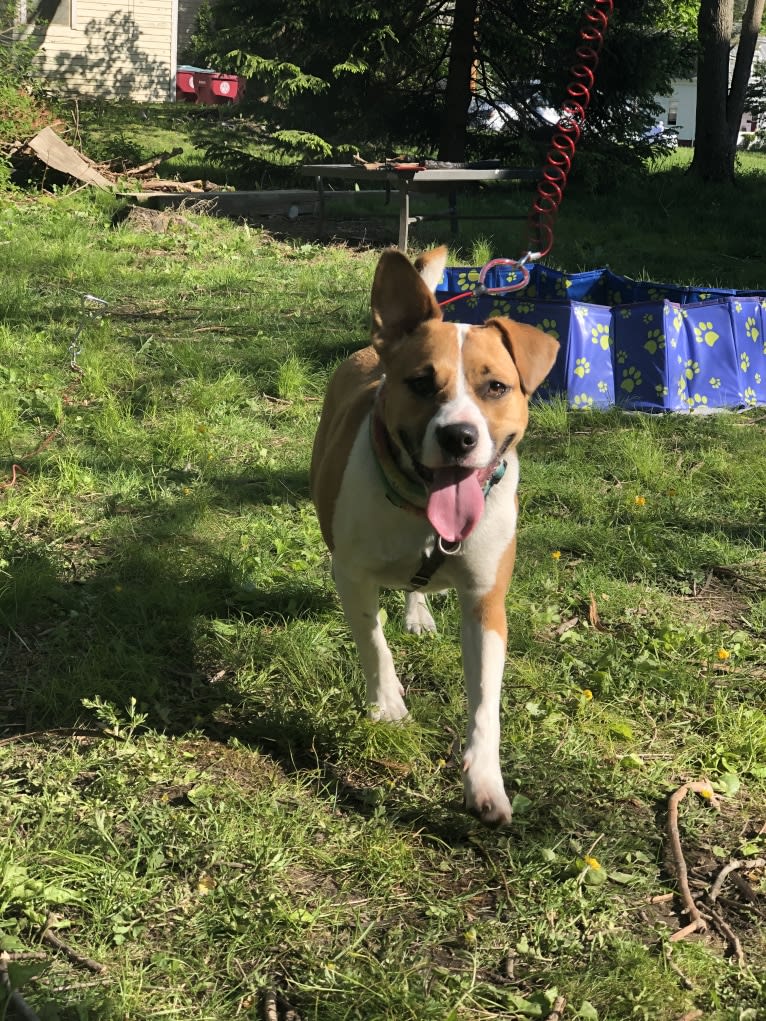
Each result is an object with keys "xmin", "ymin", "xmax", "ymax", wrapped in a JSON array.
[
  {"xmin": 689, "ymin": 0, "xmax": 736, "ymax": 182},
  {"xmin": 438, "ymin": 0, "xmax": 478, "ymax": 162},
  {"xmin": 727, "ymin": 0, "xmax": 766, "ymax": 150}
]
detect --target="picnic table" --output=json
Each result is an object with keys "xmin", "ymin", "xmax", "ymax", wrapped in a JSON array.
[{"xmin": 299, "ymin": 162, "xmax": 539, "ymax": 251}]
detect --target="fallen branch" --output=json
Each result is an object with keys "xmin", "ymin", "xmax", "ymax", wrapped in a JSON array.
[
  {"xmin": 544, "ymin": 994, "xmax": 567, "ymax": 1021},
  {"xmin": 42, "ymin": 916, "xmax": 107, "ymax": 975},
  {"xmin": 262, "ymin": 988, "xmax": 278, "ymax": 1021},
  {"xmin": 707, "ymin": 906, "xmax": 744, "ymax": 966},
  {"xmin": 662, "ymin": 944, "xmax": 694, "ymax": 990},
  {"xmin": 709, "ymin": 857, "xmax": 766, "ymax": 905},
  {"xmin": 666, "ymin": 780, "xmax": 720, "ymax": 942},
  {"xmin": 121, "ymin": 148, "xmax": 184, "ymax": 177}
]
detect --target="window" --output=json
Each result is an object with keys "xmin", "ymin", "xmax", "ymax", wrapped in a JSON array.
[{"xmin": 667, "ymin": 102, "xmax": 678, "ymax": 126}]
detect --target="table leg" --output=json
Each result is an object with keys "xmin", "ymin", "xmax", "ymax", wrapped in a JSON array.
[
  {"xmin": 315, "ymin": 175, "xmax": 325, "ymax": 237},
  {"xmin": 449, "ymin": 189, "xmax": 458, "ymax": 235},
  {"xmin": 398, "ymin": 182, "xmax": 410, "ymax": 251}
]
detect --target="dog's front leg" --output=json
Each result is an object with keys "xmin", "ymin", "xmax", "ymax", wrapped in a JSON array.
[
  {"xmin": 334, "ymin": 563, "xmax": 409, "ymax": 722},
  {"xmin": 459, "ymin": 587, "xmax": 513, "ymax": 826}
]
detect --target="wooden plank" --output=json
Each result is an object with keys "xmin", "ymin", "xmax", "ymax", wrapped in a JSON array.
[{"xmin": 26, "ymin": 127, "xmax": 112, "ymax": 189}]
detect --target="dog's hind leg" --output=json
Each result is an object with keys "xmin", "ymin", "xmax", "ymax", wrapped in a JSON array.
[
  {"xmin": 404, "ymin": 591, "xmax": 438, "ymax": 635},
  {"xmin": 334, "ymin": 564, "xmax": 409, "ymax": 722}
]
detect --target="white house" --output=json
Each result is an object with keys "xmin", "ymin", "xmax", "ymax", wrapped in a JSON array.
[
  {"xmin": 656, "ymin": 34, "xmax": 766, "ymax": 144},
  {"xmin": 15, "ymin": 0, "xmax": 205, "ymax": 102}
]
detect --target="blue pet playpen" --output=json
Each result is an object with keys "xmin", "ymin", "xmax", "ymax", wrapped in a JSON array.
[
  {"xmin": 431, "ymin": 0, "xmax": 765, "ymax": 413},
  {"xmin": 436, "ymin": 264, "xmax": 766, "ymax": 412}
]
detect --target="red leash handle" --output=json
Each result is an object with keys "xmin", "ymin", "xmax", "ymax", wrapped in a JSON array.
[{"xmin": 528, "ymin": 0, "xmax": 614, "ymax": 259}]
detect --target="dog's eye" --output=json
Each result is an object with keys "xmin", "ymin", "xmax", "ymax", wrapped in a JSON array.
[
  {"xmin": 486, "ymin": 380, "xmax": 510, "ymax": 398},
  {"xmin": 406, "ymin": 374, "xmax": 436, "ymax": 398}
]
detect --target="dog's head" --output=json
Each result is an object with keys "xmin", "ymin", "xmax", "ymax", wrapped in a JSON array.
[{"xmin": 371, "ymin": 246, "xmax": 559, "ymax": 543}]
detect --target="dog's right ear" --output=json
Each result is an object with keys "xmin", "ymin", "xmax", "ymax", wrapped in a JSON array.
[{"xmin": 371, "ymin": 248, "xmax": 444, "ymax": 351}]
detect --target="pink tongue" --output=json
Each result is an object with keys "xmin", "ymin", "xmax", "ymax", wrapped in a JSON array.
[{"xmin": 426, "ymin": 468, "xmax": 485, "ymax": 543}]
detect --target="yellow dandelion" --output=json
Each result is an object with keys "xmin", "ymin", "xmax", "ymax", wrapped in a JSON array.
[
  {"xmin": 581, "ymin": 689, "xmax": 593, "ymax": 701},
  {"xmin": 584, "ymin": 855, "xmax": 602, "ymax": 870},
  {"xmin": 699, "ymin": 787, "xmax": 713, "ymax": 800},
  {"xmin": 183, "ymin": 486, "xmax": 191, "ymax": 495},
  {"xmin": 717, "ymin": 647, "xmax": 731, "ymax": 661},
  {"xmin": 634, "ymin": 495, "xmax": 647, "ymax": 507},
  {"xmin": 551, "ymin": 550, "xmax": 562, "ymax": 560}
]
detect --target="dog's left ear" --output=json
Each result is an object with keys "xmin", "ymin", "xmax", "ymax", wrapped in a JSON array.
[
  {"xmin": 488, "ymin": 318, "xmax": 560, "ymax": 396},
  {"xmin": 371, "ymin": 247, "xmax": 446, "ymax": 349}
]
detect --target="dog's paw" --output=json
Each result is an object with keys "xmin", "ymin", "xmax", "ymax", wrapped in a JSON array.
[
  {"xmin": 463, "ymin": 756, "xmax": 512, "ymax": 827},
  {"xmin": 368, "ymin": 687, "xmax": 409, "ymax": 723},
  {"xmin": 404, "ymin": 593, "xmax": 438, "ymax": 635}
]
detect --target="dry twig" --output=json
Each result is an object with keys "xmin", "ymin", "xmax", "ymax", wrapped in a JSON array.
[
  {"xmin": 662, "ymin": 944, "xmax": 694, "ymax": 990},
  {"xmin": 42, "ymin": 916, "xmax": 106, "ymax": 975},
  {"xmin": 544, "ymin": 994, "xmax": 567, "ymax": 1021},
  {"xmin": 709, "ymin": 857, "xmax": 766, "ymax": 904},
  {"xmin": 666, "ymin": 781, "xmax": 720, "ymax": 942}
]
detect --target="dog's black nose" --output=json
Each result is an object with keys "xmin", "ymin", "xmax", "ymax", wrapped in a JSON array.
[{"xmin": 437, "ymin": 422, "xmax": 479, "ymax": 458}]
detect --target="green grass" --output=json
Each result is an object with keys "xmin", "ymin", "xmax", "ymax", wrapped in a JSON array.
[{"xmin": 1, "ymin": 153, "xmax": 766, "ymax": 1020}]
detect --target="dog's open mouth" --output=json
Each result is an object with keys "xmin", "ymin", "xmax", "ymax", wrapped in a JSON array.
[{"xmin": 423, "ymin": 466, "xmax": 485, "ymax": 544}]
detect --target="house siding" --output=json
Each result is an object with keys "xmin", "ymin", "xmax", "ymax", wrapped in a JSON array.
[{"xmin": 33, "ymin": 1, "xmax": 179, "ymax": 102}]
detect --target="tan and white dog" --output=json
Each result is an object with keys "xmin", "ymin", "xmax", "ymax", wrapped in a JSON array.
[{"xmin": 311, "ymin": 246, "xmax": 559, "ymax": 826}]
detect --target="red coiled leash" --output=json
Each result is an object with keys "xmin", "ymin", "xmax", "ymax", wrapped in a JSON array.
[
  {"xmin": 529, "ymin": 0, "xmax": 614, "ymax": 260},
  {"xmin": 438, "ymin": 0, "xmax": 614, "ymax": 308}
]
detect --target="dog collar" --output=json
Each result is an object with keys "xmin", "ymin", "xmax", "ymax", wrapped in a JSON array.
[{"xmin": 369, "ymin": 399, "xmax": 507, "ymax": 517}]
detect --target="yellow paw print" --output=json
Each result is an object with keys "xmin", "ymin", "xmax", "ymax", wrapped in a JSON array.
[
  {"xmin": 744, "ymin": 387, "xmax": 757, "ymax": 405},
  {"xmin": 693, "ymin": 321, "xmax": 719, "ymax": 347},
  {"xmin": 709, "ymin": 377, "xmax": 721, "ymax": 389},
  {"xmin": 620, "ymin": 366, "xmax": 643, "ymax": 393},
  {"xmin": 573, "ymin": 393, "xmax": 594, "ymax": 409},
  {"xmin": 643, "ymin": 313, "xmax": 655, "ymax": 324},
  {"xmin": 490, "ymin": 300, "xmax": 512, "ymax": 317},
  {"xmin": 745, "ymin": 317, "xmax": 759, "ymax": 343},
  {"xmin": 741, "ymin": 352, "xmax": 750, "ymax": 372},
  {"xmin": 457, "ymin": 269, "xmax": 480, "ymax": 291},
  {"xmin": 537, "ymin": 318, "xmax": 560, "ymax": 340},
  {"xmin": 655, "ymin": 384, "xmax": 669, "ymax": 397},
  {"xmin": 644, "ymin": 329, "xmax": 665, "ymax": 354},
  {"xmin": 574, "ymin": 357, "xmax": 590, "ymax": 378},
  {"xmin": 598, "ymin": 381, "xmax": 609, "ymax": 393},
  {"xmin": 684, "ymin": 360, "xmax": 700, "ymax": 380},
  {"xmin": 591, "ymin": 323, "xmax": 611, "ymax": 350}
]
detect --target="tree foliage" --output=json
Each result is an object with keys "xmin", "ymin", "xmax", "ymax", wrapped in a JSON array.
[
  {"xmin": 745, "ymin": 57, "xmax": 766, "ymax": 121},
  {"xmin": 186, "ymin": 0, "xmax": 697, "ymax": 167}
]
